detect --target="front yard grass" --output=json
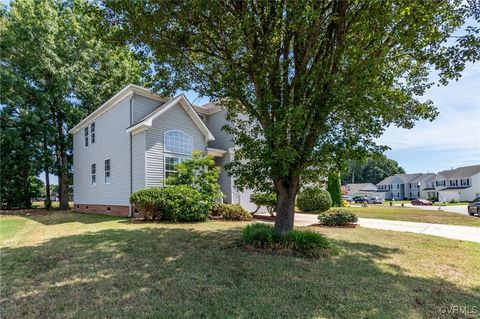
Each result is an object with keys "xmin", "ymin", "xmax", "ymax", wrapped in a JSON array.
[
  {"xmin": 300, "ymin": 205, "xmax": 480, "ymax": 226},
  {"xmin": 1, "ymin": 210, "xmax": 479, "ymax": 319}
]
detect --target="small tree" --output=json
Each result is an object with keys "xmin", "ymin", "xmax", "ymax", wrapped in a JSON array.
[
  {"xmin": 327, "ymin": 171, "xmax": 342, "ymax": 207},
  {"xmin": 165, "ymin": 151, "xmax": 223, "ymax": 206}
]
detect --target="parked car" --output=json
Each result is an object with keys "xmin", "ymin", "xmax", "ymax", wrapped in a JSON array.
[
  {"xmin": 353, "ymin": 196, "xmax": 368, "ymax": 203},
  {"xmin": 411, "ymin": 198, "xmax": 433, "ymax": 206},
  {"xmin": 367, "ymin": 197, "xmax": 384, "ymax": 204},
  {"xmin": 467, "ymin": 197, "xmax": 480, "ymax": 216},
  {"xmin": 342, "ymin": 195, "xmax": 353, "ymax": 203}
]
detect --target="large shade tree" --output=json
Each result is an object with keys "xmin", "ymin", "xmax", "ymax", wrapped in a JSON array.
[
  {"xmin": 105, "ymin": 0, "xmax": 479, "ymax": 233},
  {"xmin": 1, "ymin": 0, "xmax": 151, "ymax": 209},
  {"xmin": 341, "ymin": 153, "xmax": 406, "ymax": 185}
]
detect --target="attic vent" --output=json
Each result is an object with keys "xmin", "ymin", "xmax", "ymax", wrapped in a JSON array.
[
  {"xmin": 107, "ymin": 207, "xmax": 111, "ymax": 212},
  {"xmin": 86, "ymin": 206, "xmax": 89, "ymax": 210}
]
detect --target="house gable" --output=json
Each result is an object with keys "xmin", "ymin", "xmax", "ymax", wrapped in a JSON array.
[{"xmin": 144, "ymin": 102, "xmax": 208, "ymax": 188}]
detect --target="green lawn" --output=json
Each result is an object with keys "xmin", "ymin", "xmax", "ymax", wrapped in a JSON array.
[
  {"xmin": 31, "ymin": 201, "xmax": 74, "ymax": 208},
  {"xmin": 300, "ymin": 205, "xmax": 480, "ymax": 226},
  {"xmin": 1, "ymin": 210, "xmax": 479, "ymax": 318}
]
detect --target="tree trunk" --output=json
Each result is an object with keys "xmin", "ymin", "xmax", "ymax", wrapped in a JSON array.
[
  {"xmin": 59, "ymin": 151, "xmax": 69, "ymax": 209},
  {"xmin": 44, "ymin": 138, "xmax": 51, "ymax": 210},
  {"xmin": 56, "ymin": 117, "xmax": 69, "ymax": 210},
  {"xmin": 273, "ymin": 175, "xmax": 300, "ymax": 234},
  {"xmin": 22, "ymin": 169, "xmax": 31, "ymax": 208}
]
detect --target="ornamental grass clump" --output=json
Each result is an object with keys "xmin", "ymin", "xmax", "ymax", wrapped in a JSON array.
[
  {"xmin": 318, "ymin": 209, "xmax": 358, "ymax": 226},
  {"xmin": 242, "ymin": 223, "xmax": 337, "ymax": 258}
]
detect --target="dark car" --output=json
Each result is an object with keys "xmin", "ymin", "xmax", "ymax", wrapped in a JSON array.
[
  {"xmin": 468, "ymin": 197, "xmax": 480, "ymax": 216},
  {"xmin": 411, "ymin": 198, "xmax": 433, "ymax": 206},
  {"xmin": 353, "ymin": 196, "xmax": 368, "ymax": 203}
]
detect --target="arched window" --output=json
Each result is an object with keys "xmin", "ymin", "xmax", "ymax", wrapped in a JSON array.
[{"xmin": 164, "ymin": 130, "xmax": 193, "ymax": 155}]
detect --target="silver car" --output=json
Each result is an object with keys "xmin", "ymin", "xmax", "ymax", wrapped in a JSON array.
[{"xmin": 367, "ymin": 197, "xmax": 384, "ymax": 204}]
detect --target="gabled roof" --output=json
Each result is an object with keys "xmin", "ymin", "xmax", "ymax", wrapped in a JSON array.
[
  {"xmin": 437, "ymin": 165, "xmax": 480, "ymax": 180},
  {"xmin": 346, "ymin": 183, "xmax": 377, "ymax": 193},
  {"xmin": 410, "ymin": 173, "xmax": 436, "ymax": 184},
  {"xmin": 193, "ymin": 102, "xmax": 223, "ymax": 115},
  {"xmin": 377, "ymin": 173, "xmax": 422, "ymax": 185},
  {"xmin": 126, "ymin": 94, "xmax": 215, "ymax": 141},
  {"xmin": 69, "ymin": 84, "xmax": 167, "ymax": 134}
]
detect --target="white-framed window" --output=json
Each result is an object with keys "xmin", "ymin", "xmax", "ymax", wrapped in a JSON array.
[
  {"xmin": 91, "ymin": 163, "xmax": 96, "ymax": 186},
  {"xmin": 164, "ymin": 130, "xmax": 193, "ymax": 155},
  {"xmin": 461, "ymin": 179, "xmax": 470, "ymax": 186},
  {"xmin": 449, "ymin": 180, "xmax": 458, "ymax": 187},
  {"xmin": 91, "ymin": 122, "xmax": 95, "ymax": 144},
  {"xmin": 84, "ymin": 127, "xmax": 89, "ymax": 147},
  {"xmin": 104, "ymin": 159, "xmax": 111, "ymax": 184},
  {"xmin": 164, "ymin": 155, "xmax": 188, "ymax": 181}
]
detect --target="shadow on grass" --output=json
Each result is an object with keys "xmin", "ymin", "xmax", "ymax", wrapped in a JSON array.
[
  {"xmin": 1, "ymin": 226, "xmax": 479, "ymax": 319},
  {"xmin": 1, "ymin": 209, "xmax": 126, "ymax": 225}
]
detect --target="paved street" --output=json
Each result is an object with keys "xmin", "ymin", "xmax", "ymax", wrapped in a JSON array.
[{"xmin": 258, "ymin": 212, "xmax": 480, "ymax": 243}]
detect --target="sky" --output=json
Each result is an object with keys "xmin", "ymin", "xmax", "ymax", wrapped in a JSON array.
[{"xmin": 377, "ymin": 62, "xmax": 480, "ymax": 173}]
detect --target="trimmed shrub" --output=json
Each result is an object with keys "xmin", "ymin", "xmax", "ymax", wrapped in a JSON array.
[
  {"xmin": 210, "ymin": 203, "xmax": 252, "ymax": 221},
  {"xmin": 297, "ymin": 188, "xmax": 332, "ymax": 212},
  {"xmin": 318, "ymin": 208, "xmax": 358, "ymax": 226},
  {"xmin": 242, "ymin": 223, "xmax": 337, "ymax": 257},
  {"xmin": 130, "ymin": 188, "xmax": 164, "ymax": 221},
  {"xmin": 160, "ymin": 185, "xmax": 211, "ymax": 222},
  {"xmin": 250, "ymin": 192, "xmax": 277, "ymax": 216},
  {"xmin": 327, "ymin": 171, "xmax": 342, "ymax": 207}
]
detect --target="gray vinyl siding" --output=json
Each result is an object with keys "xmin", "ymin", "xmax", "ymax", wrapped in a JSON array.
[
  {"xmin": 205, "ymin": 109, "xmax": 235, "ymax": 150},
  {"xmin": 215, "ymin": 153, "xmax": 233, "ymax": 203},
  {"xmin": 73, "ymin": 95, "xmax": 131, "ymax": 205},
  {"xmin": 132, "ymin": 95, "xmax": 163, "ymax": 124},
  {"xmin": 132, "ymin": 131, "xmax": 146, "ymax": 192},
  {"xmin": 145, "ymin": 102, "xmax": 207, "ymax": 187}
]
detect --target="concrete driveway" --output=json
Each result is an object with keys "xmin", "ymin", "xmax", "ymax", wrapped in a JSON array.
[{"xmin": 268, "ymin": 212, "xmax": 480, "ymax": 243}]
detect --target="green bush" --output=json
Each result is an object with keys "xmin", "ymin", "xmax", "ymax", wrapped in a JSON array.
[
  {"xmin": 318, "ymin": 208, "xmax": 358, "ymax": 226},
  {"xmin": 297, "ymin": 188, "xmax": 332, "ymax": 212},
  {"xmin": 242, "ymin": 223, "xmax": 337, "ymax": 257},
  {"xmin": 130, "ymin": 188, "xmax": 164, "ymax": 221},
  {"xmin": 250, "ymin": 192, "xmax": 277, "ymax": 216},
  {"xmin": 284, "ymin": 229, "xmax": 337, "ymax": 258},
  {"xmin": 210, "ymin": 203, "xmax": 252, "ymax": 221},
  {"xmin": 160, "ymin": 185, "xmax": 211, "ymax": 222}
]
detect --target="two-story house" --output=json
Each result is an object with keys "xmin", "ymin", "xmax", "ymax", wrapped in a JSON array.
[
  {"xmin": 69, "ymin": 84, "xmax": 254, "ymax": 216},
  {"xmin": 376, "ymin": 173, "xmax": 423, "ymax": 200},
  {"xmin": 434, "ymin": 165, "xmax": 480, "ymax": 202}
]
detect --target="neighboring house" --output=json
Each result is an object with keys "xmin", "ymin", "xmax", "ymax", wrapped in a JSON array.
[
  {"xmin": 346, "ymin": 183, "xmax": 377, "ymax": 197},
  {"xmin": 409, "ymin": 173, "xmax": 436, "ymax": 200},
  {"xmin": 376, "ymin": 173, "xmax": 423, "ymax": 200},
  {"xmin": 434, "ymin": 165, "xmax": 480, "ymax": 202},
  {"xmin": 70, "ymin": 84, "xmax": 256, "ymax": 216},
  {"xmin": 376, "ymin": 165, "xmax": 480, "ymax": 201}
]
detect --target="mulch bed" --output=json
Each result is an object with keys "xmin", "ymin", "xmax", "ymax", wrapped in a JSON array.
[
  {"xmin": 253, "ymin": 215, "xmax": 276, "ymax": 221},
  {"xmin": 310, "ymin": 223, "xmax": 358, "ymax": 228}
]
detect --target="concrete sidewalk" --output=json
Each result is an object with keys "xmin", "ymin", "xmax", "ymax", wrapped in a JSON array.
[{"xmin": 264, "ymin": 212, "xmax": 480, "ymax": 243}]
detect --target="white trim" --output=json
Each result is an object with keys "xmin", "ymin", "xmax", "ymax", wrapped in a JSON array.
[
  {"xmin": 126, "ymin": 94, "xmax": 215, "ymax": 141},
  {"xmin": 69, "ymin": 84, "xmax": 168, "ymax": 135},
  {"xmin": 90, "ymin": 162, "xmax": 97, "ymax": 186},
  {"xmin": 163, "ymin": 153, "xmax": 191, "ymax": 186},
  {"xmin": 206, "ymin": 147, "xmax": 227, "ymax": 157},
  {"xmin": 164, "ymin": 130, "xmax": 194, "ymax": 156},
  {"xmin": 104, "ymin": 158, "xmax": 111, "ymax": 184}
]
